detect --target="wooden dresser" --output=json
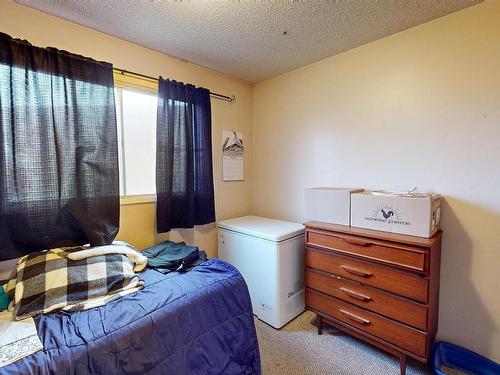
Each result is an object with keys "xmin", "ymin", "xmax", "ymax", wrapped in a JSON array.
[{"xmin": 304, "ymin": 221, "xmax": 441, "ymax": 375}]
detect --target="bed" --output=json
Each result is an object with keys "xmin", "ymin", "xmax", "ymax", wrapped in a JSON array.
[{"xmin": 1, "ymin": 258, "xmax": 261, "ymax": 375}]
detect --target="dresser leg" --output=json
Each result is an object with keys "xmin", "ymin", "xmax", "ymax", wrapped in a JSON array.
[
  {"xmin": 317, "ymin": 315, "xmax": 323, "ymax": 335},
  {"xmin": 399, "ymin": 353, "xmax": 407, "ymax": 375}
]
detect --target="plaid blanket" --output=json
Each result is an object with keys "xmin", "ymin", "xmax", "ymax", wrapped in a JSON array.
[{"xmin": 5, "ymin": 247, "xmax": 143, "ymax": 321}]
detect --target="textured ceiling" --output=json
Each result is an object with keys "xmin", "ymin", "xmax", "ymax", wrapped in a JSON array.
[{"xmin": 16, "ymin": 0, "xmax": 481, "ymax": 83}]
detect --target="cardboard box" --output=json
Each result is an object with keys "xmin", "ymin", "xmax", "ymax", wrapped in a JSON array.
[
  {"xmin": 350, "ymin": 191, "xmax": 441, "ymax": 238},
  {"xmin": 305, "ymin": 187, "xmax": 364, "ymax": 226}
]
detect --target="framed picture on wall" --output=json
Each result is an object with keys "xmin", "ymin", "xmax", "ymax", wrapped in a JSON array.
[{"xmin": 222, "ymin": 130, "xmax": 244, "ymax": 181}]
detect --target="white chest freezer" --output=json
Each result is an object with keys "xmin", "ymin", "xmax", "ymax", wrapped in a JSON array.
[{"xmin": 218, "ymin": 215, "xmax": 305, "ymax": 328}]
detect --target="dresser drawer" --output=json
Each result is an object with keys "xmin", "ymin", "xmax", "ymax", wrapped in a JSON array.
[
  {"xmin": 306, "ymin": 229, "xmax": 427, "ymax": 272},
  {"xmin": 305, "ymin": 247, "xmax": 429, "ymax": 303},
  {"xmin": 305, "ymin": 268, "xmax": 427, "ymax": 330},
  {"xmin": 306, "ymin": 288, "xmax": 427, "ymax": 357}
]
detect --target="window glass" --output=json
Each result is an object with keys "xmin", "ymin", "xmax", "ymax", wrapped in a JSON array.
[{"xmin": 115, "ymin": 87, "xmax": 157, "ymax": 196}]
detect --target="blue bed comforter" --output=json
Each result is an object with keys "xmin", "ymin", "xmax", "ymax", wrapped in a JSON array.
[{"xmin": 1, "ymin": 259, "xmax": 261, "ymax": 375}]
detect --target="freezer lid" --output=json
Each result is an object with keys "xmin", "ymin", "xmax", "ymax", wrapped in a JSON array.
[{"xmin": 217, "ymin": 215, "xmax": 304, "ymax": 242}]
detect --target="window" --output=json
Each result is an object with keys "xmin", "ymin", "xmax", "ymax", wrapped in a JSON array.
[{"xmin": 114, "ymin": 72, "xmax": 158, "ymax": 197}]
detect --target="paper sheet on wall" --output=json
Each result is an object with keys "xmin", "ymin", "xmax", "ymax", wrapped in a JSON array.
[{"xmin": 222, "ymin": 130, "xmax": 244, "ymax": 181}]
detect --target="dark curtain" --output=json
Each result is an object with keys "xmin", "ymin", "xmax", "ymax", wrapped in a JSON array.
[
  {"xmin": 0, "ymin": 33, "xmax": 119, "ymax": 260},
  {"xmin": 156, "ymin": 78, "xmax": 215, "ymax": 233}
]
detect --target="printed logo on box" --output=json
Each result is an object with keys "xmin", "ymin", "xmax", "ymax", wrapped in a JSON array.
[{"xmin": 364, "ymin": 205, "xmax": 411, "ymax": 226}]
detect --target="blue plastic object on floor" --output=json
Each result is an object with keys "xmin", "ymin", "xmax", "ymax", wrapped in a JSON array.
[{"xmin": 432, "ymin": 342, "xmax": 500, "ymax": 375}]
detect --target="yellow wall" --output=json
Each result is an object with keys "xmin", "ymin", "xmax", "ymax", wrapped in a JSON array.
[
  {"xmin": 0, "ymin": 1, "xmax": 253, "ymax": 258},
  {"xmin": 253, "ymin": 1, "xmax": 500, "ymax": 361}
]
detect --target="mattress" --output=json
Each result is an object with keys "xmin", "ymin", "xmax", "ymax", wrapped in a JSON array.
[{"xmin": 1, "ymin": 258, "xmax": 261, "ymax": 374}]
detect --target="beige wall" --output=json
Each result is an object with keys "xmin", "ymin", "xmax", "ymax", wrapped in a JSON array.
[
  {"xmin": 2, "ymin": 0, "xmax": 499, "ymax": 363},
  {"xmin": 253, "ymin": 1, "xmax": 500, "ymax": 361},
  {"xmin": 0, "ymin": 1, "xmax": 253, "ymax": 258}
]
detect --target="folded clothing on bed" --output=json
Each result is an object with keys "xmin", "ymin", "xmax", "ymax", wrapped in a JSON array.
[
  {"xmin": 67, "ymin": 241, "xmax": 148, "ymax": 272},
  {"xmin": 5, "ymin": 246, "xmax": 144, "ymax": 321},
  {"xmin": 142, "ymin": 240, "xmax": 207, "ymax": 274}
]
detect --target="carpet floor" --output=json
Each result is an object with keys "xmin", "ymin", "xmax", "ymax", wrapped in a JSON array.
[{"xmin": 255, "ymin": 311, "xmax": 432, "ymax": 375}]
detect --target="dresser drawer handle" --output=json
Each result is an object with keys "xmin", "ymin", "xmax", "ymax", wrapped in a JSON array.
[
  {"xmin": 340, "ymin": 265, "xmax": 373, "ymax": 278},
  {"xmin": 339, "ymin": 309, "xmax": 371, "ymax": 325},
  {"xmin": 339, "ymin": 287, "xmax": 372, "ymax": 301},
  {"xmin": 342, "ymin": 237, "xmax": 372, "ymax": 246}
]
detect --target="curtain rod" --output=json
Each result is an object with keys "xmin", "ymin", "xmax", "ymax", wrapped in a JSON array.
[{"xmin": 114, "ymin": 68, "xmax": 236, "ymax": 103}]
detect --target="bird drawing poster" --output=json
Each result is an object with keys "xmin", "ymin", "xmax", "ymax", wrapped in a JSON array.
[{"xmin": 222, "ymin": 130, "xmax": 244, "ymax": 181}]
